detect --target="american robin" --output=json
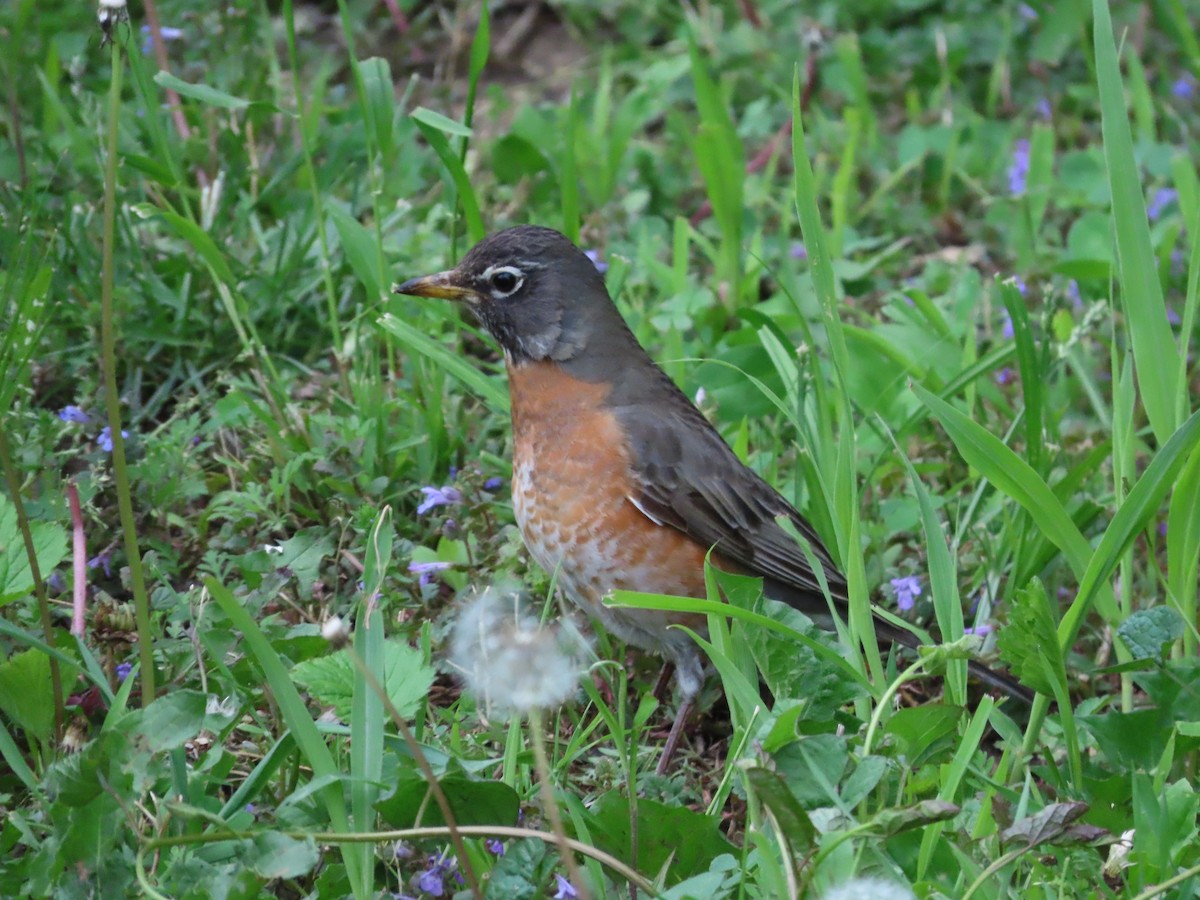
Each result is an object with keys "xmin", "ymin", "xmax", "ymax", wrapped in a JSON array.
[{"xmin": 396, "ymin": 225, "xmax": 1029, "ymax": 771}]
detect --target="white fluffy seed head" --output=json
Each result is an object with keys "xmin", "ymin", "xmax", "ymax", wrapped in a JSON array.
[
  {"xmin": 321, "ymin": 615, "xmax": 350, "ymax": 647},
  {"xmin": 450, "ymin": 581, "xmax": 588, "ymax": 717},
  {"xmin": 822, "ymin": 878, "xmax": 915, "ymax": 900}
]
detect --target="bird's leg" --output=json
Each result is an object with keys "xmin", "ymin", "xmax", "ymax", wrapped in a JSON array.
[
  {"xmin": 655, "ymin": 693, "xmax": 695, "ymax": 775},
  {"xmin": 650, "ymin": 661, "xmax": 676, "ymax": 703}
]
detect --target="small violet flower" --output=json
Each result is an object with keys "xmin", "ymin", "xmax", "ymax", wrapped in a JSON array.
[
  {"xmin": 416, "ymin": 867, "xmax": 444, "ymax": 896},
  {"xmin": 485, "ymin": 838, "xmax": 505, "ymax": 856},
  {"xmin": 995, "ymin": 366, "xmax": 1016, "ymax": 386},
  {"xmin": 790, "ymin": 241, "xmax": 808, "ymax": 261},
  {"xmin": 140, "ymin": 23, "xmax": 184, "ymax": 56},
  {"xmin": 1147, "ymin": 187, "xmax": 1177, "ymax": 221},
  {"xmin": 554, "ymin": 875, "xmax": 579, "ymax": 900},
  {"xmin": 416, "ymin": 851, "xmax": 456, "ymax": 897},
  {"xmin": 964, "ymin": 624, "xmax": 993, "ymax": 636},
  {"xmin": 115, "ymin": 661, "xmax": 133, "ymax": 682},
  {"xmin": 59, "ymin": 405, "xmax": 90, "ymax": 424},
  {"xmin": 1001, "ymin": 310, "xmax": 1015, "ymax": 340},
  {"xmin": 1067, "ymin": 279, "xmax": 1082, "ymax": 311},
  {"xmin": 584, "ymin": 249, "xmax": 609, "ymax": 275},
  {"xmin": 1173, "ymin": 74, "xmax": 1196, "ymax": 100},
  {"xmin": 890, "ymin": 576, "xmax": 922, "ymax": 612},
  {"xmin": 417, "ymin": 485, "xmax": 462, "ymax": 515},
  {"xmin": 1007, "ymin": 139, "xmax": 1031, "ymax": 196},
  {"xmin": 1017, "ymin": 3, "xmax": 1038, "ymax": 21},
  {"xmin": 483, "ymin": 476, "xmax": 504, "ymax": 492},
  {"xmin": 87, "ymin": 551, "xmax": 112, "ymax": 578},
  {"xmin": 97, "ymin": 426, "xmax": 129, "ymax": 453},
  {"xmin": 409, "ymin": 560, "xmax": 452, "ymax": 587},
  {"xmin": 1035, "ymin": 97, "xmax": 1052, "ymax": 120}
]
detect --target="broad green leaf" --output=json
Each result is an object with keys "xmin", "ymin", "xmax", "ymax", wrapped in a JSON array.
[
  {"xmin": 245, "ymin": 833, "xmax": 320, "ymax": 879},
  {"xmin": 743, "ymin": 765, "xmax": 816, "ymax": 846},
  {"xmin": 137, "ymin": 690, "xmax": 207, "ymax": 752},
  {"xmin": 375, "ymin": 769, "xmax": 520, "ymax": 828},
  {"xmin": 997, "ymin": 580, "xmax": 1065, "ymax": 699},
  {"xmin": 292, "ymin": 639, "xmax": 433, "ymax": 721},
  {"xmin": 1117, "ymin": 607, "xmax": 1185, "ymax": 662},
  {"xmin": 0, "ymin": 648, "xmax": 62, "ymax": 743},
  {"xmin": 0, "ymin": 492, "xmax": 67, "ymax": 605}
]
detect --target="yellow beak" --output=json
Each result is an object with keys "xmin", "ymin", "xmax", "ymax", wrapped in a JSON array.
[{"xmin": 392, "ymin": 270, "xmax": 481, "ymax": 303}]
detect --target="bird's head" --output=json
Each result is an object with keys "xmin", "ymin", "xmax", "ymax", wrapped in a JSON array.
[{"xmin": 394, "ymin": 225, "xmax": 617, "ymax": 365}]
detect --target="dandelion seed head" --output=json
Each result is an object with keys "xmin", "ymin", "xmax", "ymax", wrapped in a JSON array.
[
  {"xmin": 824, "ymin": 877, "xmax": 916, "ymax": 900},
  {"xmin": 322, "ymin": 616, "xmax": 350, "ymax": 647},
  {"xmin": 450, "ymin": 582, "xmax": 588, "ymax": 716}
]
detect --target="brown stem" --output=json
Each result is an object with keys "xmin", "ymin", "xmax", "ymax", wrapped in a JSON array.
[{"xmin": 67, "ymin": 483, "xmax": 87, "ymax": 637}]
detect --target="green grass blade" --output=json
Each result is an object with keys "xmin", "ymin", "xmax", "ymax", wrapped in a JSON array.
[
  {"xmin": 378, "ymin": 312, "xmax": 510, "ymax": 414},
  {"xmin": 913, "ymin": 381, "xmax": 1093, "ymax": 580},
  {"xmin": 411, "ymin": 108, "xmax": 486, "ymax": 244},
  {"xmin": 1059, "ymin": 407, "xmax": 1200, "ymax": 650},
  {"xmin": 206, "ymin": 577, "xmax": 364, "ymax": 896},
  {"xmin": 1093, "ymin": 0, "xmax": 1180, "ymax": 444}
]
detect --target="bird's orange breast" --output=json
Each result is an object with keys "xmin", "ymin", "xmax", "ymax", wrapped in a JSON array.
[{"xmin": 506, "ymin": 360, "xmax": 710, "ymax": 650}]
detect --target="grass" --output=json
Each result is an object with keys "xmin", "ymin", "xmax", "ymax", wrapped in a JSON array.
[{"xmin": 1, "ymin": 0, "xmax": 1199, "ymax": 897}]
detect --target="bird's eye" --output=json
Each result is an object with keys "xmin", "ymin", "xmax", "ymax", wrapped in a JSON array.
[{"xmin": 485, "ymin": 266, "xmax": 523, "ymax": 297}]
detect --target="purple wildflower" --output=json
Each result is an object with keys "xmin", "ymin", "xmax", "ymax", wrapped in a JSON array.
[
  {"xmin": 47, "ymin": 571, "xmax": 65, "ymax": 593},
  {"xmin": 995, "ymin": 367, "xmax": 1016, "ymax": 385},
  {"xmin": 1035, "ymin": 97, "xmax": 1052, "ymax": 120},
  {"xmin": 553, "ymin": 875, "xmax": 578, "ymax": 899},
  {"xmin": 408, "ymin": 560, "xmax": 452, "ymax": 587},
  {"xmin": 964, "ymin": 624, "xmax": 993, "ymax": 636},
  {"xmin": 1173, "ymin": 75, "xmax": 1196, "ymax": 99},
  {"xmin": 1168, "ymin": 307, "xmax": 1181, "ymax": 326},
  {"xmin": 485, "ymin": 838, "xmax": 505, "ymax": 856},
  {"xmin": 584, "ymin": 249, "xmax": 609, "ymax": 274},
  {"xmin": 115, "ymin": 661, "xmax": 133, "ymax": 682},
  {"xmin": 890, "ymin": 576, "xmax": 922, "ymax": 612},
  {"xmin": 59, "ymin": 405, "xmax": 90, "ymax": 424},
  {"xmin": 483, "ymin": 476, "xmax": 504, "ymax": 492},
  {"xmin": 140, "ymin": 24, "xmax": 185, "ymax": 56},
  {"xmin": 1017, "ymin": 3, "xmax": 1038, "ymax": 20},
  {"xmin": 1159, "ymin": 521, "xmax": 1168, "ymax": 537},
  {"xmin": 97, "ymin": 426, "xmax": 128, "ymax": 453},
  {"xmin": 87, "ymin": 551, "xmax": 112, "ymax": 578},
  {"xmin": 1147, "ymin": 188, "xmax": 1177, "ymax": 221},
  {"xmin": 416, "ymin": 851, "xmax": 457, "ymax": 897},
  {"xmin": 416, "ymin": 867, "xmax": 444, "ymax": 896},
  {"xmin": 1008, "ymin": 139, "xmax": 1031, "ymax": 196},
  {"xmin": 1067, "ymin": 279, "xmax": 1082, "ymax": 311},
  {"xmin": 1001, "ymin": 309, "xmax": 1015, "ymax": 340},
  {"xmin": 790, "ymin": 241, "xmax": 808, "ymax": 261},
  {"xmin": 417, "ymin": 485, "xmax": 462, "ymax": 514}
]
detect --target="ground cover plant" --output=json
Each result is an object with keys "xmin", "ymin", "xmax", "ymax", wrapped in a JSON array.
[{"xmin": 1, "ymin": 0, "xmax": 1199, "ymax": 896}]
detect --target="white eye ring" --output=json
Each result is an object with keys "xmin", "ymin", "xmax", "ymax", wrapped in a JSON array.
[{"xmin": 482, "ymin": 265, "xmax": 524, "ymax": 298}]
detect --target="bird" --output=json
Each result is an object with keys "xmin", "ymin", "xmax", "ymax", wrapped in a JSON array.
[{"xmin": 395, "ymin": 225, "xmax": 1030, "ymax": 771}]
